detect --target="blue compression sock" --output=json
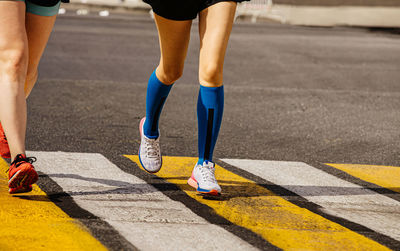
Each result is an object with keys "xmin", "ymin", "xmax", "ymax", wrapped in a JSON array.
[
  {"xmin": 197, "ymin": 85, "xmax": 224, "ymax": 164},
  {"xmin": 144, "ymin": 70, "xmax": 173, "ymax": 138}
]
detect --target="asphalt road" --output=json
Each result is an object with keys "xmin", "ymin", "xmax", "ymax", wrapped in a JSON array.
[
  {"xmin": 24, "ymin": 13, "xmax": 400, "ymax": 250},
  {"xmin": 29, "ymin": 13, "xmax": 400, "ymax": 165}
]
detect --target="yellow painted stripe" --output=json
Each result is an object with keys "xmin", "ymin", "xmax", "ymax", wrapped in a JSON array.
[
  {"xmin": 126, "ymin": 155, "xmax": 390, "ymax": 251},
  {"xmin": 326, "ymin": 163, "xmax": 400, "ymax": 194},
  {"xmin": 0, "ymin": 158, "xmax": 107, "ymax": 251}
]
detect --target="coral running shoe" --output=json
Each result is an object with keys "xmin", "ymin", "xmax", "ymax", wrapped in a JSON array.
[
  {"xmin": 0, "ymin": 123, "xmax": 11, "ymax": 158},
  {"xmin": 9, "ymin": 185, "xmax": 33, "ymax": 194},
  {"xmin": 188, "ymin": 161, "xmax": 221, "ymax": 196},
  {"xmin": 8, "ymin": 154, "xmax": 38, "ymax": 194},
  {"xmin": 138, "ymin": 117, "xmax": 162, "ymax": 173}
]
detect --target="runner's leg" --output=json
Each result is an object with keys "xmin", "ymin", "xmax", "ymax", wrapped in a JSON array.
[
  {"xmin": 187, "ymin": 2, "xmax": 237, "ymax": 195},
  {"xmin": 0, "ymin": 1, "xmax": 29, "ymax": 160},
  {"xmin": 143, "ymin": 14, "xmax": 192, "ymax": 138},
  {"xmin": 24, "ymin": 11, "xmax": 57, "ymax": 97},
  {"xmin": 197, "ymin": 1, "xmax": 237, "ymax": 164},
  {"xmin": 138, "ymin": 13, "xmax": 193, "ymax": 173}
]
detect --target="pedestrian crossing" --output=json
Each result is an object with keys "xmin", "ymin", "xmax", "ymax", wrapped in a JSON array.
[
  {"xmin": 0, "ymin": 157, "xmax": 106, "ymax": 251},
  {"xmin": 126, "ymin": 155, "xmax": 393, "ymax": 250},
  {"xmin": 326, "ymin": 163, "xmax": 400, "ymax": 194},
  {"xmin": 26, "ymin": 152, "xmax": 256, "ymax": 251},
  {"xmin": 221, "ymin": 159, "xmax": 400, "ymax": 242},
  {"xmin": 1, "ymin": 151, "xmax": 399, "ymax": 250}
]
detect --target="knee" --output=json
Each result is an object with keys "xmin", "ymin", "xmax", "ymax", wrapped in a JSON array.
[
  {"xmin": 157, "ymin": 66, "xmax": 184, "ymax": 85},
  {"xmin": 199, "ymin": 63, "xmax": 223, "ymax": 87},
  {"xmin": 0, "ymin": 45, "xmax": 28, "ymax": 80}
]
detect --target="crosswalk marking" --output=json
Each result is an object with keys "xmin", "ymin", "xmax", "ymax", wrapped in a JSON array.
[
  {"xmin": 126, "ymin": 155, "xmax": 390, "ymax": 250},
  {"xmin": 4, "ymin": 151, "xmax": 398, "ymax": 250},
  {"xmin": 29, "ymin": 151, "xmax": 256, "ymax": 251},
  {"xmin": 326, "ymin": 163, "xmax": 400, "ymax": 194},
  {"xmin": 222, "ymin": 159, "xmax": 400, "ymax": 243},
  {"xmin": 0, "ymin": 158, "xmax": 107, "ymax": 251}
]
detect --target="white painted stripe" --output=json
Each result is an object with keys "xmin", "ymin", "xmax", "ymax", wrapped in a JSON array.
[
  {"xmin": 28, "ymin": 151, "xmax": 256, "ymax": 251},
  {"xmin": 221, "ymin": 159, "xmax": 400, "ymax": 241}
]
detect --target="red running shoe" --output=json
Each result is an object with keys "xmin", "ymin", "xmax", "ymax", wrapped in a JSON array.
[
  {"xmin": 0, "ymin": 123, "xmax": 11, "ymax": 159},
  {"xmin": 8, "ymin": 154, "xmax": 38, "ymax": 194},
  {"xmin": 9, "ymin": 185, "xmax": 33, "ymax": 194}
]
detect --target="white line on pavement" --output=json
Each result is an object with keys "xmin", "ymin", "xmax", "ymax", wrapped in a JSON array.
[
  {"xmin": 221, "ymin": 159, "xmax": 400, "ymax": 241},
  {"xmin": 28, "ymin": 151, "xmax": 256, "ymax": 251}
]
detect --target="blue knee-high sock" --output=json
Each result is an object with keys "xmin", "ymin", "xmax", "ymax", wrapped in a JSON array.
[
  {"xmin": 197, "ymin": 85, "xmax": 224, "ymax": 164},
  {"xmin": 144, "ymin": 70, "xmax": 173, "ymax": 138}
]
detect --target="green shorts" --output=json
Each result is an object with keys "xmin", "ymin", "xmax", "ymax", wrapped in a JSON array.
[{"xmin": 17, "ymin": 0, "xmax": 61, "ymax": 16}]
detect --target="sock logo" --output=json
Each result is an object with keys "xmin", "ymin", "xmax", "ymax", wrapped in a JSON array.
[{"xmin": 204, "ymin": 108, "xmax": 214, "ymax": 160}]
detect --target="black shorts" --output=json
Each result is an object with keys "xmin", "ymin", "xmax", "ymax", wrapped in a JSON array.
[
  {"xmin": 144, "ymin": 0, "xmax": 250, "ymax": 21},
  {"xmin": 28, "ymin": 0, "xmax": 69, "ymax": 6}
]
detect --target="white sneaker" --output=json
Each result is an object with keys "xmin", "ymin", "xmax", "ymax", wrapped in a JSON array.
[
  {"xmin": 138, "ymin": 117, "xmax": 162, "ymax": 173},
  {"xmin": 188, "ymin": 161, "xmax": 221, "ymax": 195}
]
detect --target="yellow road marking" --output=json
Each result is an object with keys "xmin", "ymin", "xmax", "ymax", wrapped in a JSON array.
[
  {"xmin": 126, "ymin": 155, "xmax": 390, "ymax": 251},
  {"xmin": 0, "ymin": 158, "xmax": 107, "ymax": 251},
  {"xmin": 326, "ymin": 163, "xmax": 400, "ymax": 194}
]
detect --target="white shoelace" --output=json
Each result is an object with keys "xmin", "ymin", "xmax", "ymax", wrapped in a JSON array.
[
  {"xmin": 199, "ymin": 163, "xmax": 217, "ymax": 183},
  {"xmin": 144, "ymin": 137, "xmax": 160, "ymax": 159}
]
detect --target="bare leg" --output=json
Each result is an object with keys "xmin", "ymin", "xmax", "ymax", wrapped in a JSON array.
[
  {"xmin": 154, "ymin": 13, "xmax": 192, "ymax": 84},
  {"xmin": 24, "ymin": 13, "xmax": 57, "ymax": 97},
  {"xmin": 0, "ymin": 1, "xmax": 29, "ymax": 160},
  {"xmin": 198, "ymin": 1, "xmax": 237, "ymax": 87}
]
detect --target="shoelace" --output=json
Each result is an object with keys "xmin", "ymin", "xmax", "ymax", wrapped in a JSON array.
[
  {"xmin": 200, "ymin": 164, "xmax": 217, "ymax": 183},
  {"xmin": 145, "ymin": 138, "xmax": 160, "ymax": 159},
  {"xmin": 6, "ymin": 155, "xmax": 37, "ymax": 173}
]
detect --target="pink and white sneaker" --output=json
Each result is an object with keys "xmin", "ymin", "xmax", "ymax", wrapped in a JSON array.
[
  {"xmin": 138, "ymin": 117, "xmax": 162, "ymax": 173},
  {"xmin": 188, "ymin": 161, "xmax": 221, "ymax": 196}
]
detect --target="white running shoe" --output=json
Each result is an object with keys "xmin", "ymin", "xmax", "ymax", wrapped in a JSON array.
[
  {"xmin": 138, "ymin": 117, "xmax": 162, "ymax": 173},
  {"xmin": 188, "ymin": 161, "xmax": 221, "ymax": 196}
]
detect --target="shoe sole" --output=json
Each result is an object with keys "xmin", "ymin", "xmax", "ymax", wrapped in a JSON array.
[
  {"xmin": 138, "ymin": 117, "xmax": 162, "ymax": 174},
  {"xmin": 8, "ymin": 166, "xmax": 38, "ymax": 190},
  {"xmin": 9, "ymin": 185, "xmax": 33, "ymax": 194},
  {"xmin": 187, "ymin": 177, "xmax": 220, "ymax": 196}
]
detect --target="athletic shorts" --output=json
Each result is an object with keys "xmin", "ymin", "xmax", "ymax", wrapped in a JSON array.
[
  {"xmin": 15, "ymin": 0, "xmax": 66, "ymax": 16},
  {"xmin": 144, "ymin": 0, "xmax": 250, "ymax": 21}
]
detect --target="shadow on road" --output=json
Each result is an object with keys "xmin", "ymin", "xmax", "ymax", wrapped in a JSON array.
[{"xmin": 15, "ymin": 173, "xmax": 399, "ymax": 203}]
